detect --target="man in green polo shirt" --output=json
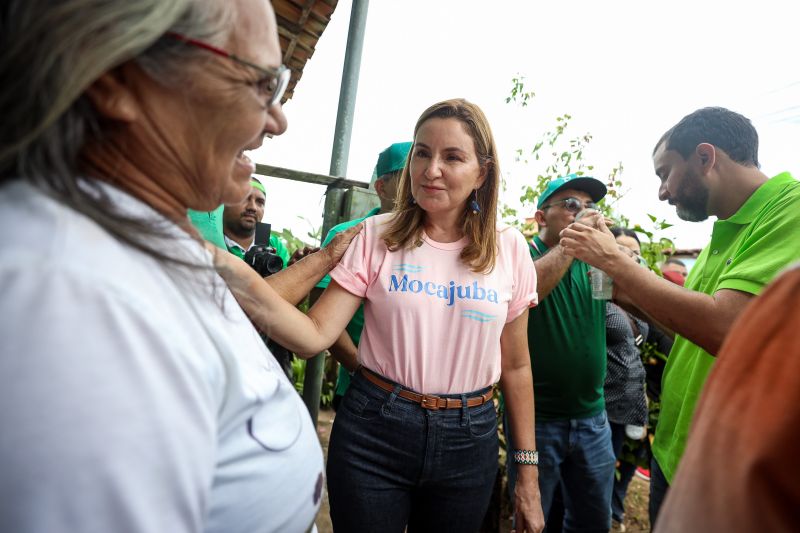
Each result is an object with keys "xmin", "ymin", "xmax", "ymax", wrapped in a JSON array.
[
  {"xmin": 559, "ymin": 106, "xmax": 800, "ymax": 529},
  {"xmin": 314, "ymin": 141, "xmax": 411, "ymax": 410},
  {"xmin": 222, "ymin": 177, "xmax": 290, "ymax": 267},
  {"xmin": 506, "ymin": 173, "xmax": 616, "ymax": 532}
]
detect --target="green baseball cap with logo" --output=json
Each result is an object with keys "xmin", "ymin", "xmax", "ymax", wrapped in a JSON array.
[
  {"xmin": 370, "ymin": 142, "xmax": 413, "ymax": 188},
  {"xmin": 537, "ymin": 173, "xmax": 607, "ymax": 209}
]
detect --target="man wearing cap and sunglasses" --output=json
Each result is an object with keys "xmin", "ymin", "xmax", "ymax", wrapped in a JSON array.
[
  {"xmin": 313, "ymin": 142, "xmax": 412, "ymax": 410},
  {"xmin": 506, "ymin": 173, "xmax": 616, "ymax": 532}
]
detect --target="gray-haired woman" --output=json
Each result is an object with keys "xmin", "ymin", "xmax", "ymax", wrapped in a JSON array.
[{"xmin": 0, "ymin": 1, "xmax": 351, "ymax": 532}]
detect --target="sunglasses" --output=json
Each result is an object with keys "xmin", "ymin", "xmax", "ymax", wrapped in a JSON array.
[
  {"xmin": 540, "ymin": 197, "xmax": 598, "ymax": 213},
  {"xmin": 165, "ymin": 31, "xmax": 291, "ymax": 107}
]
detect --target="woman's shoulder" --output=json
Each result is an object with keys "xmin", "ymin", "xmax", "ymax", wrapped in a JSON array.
[
  {"xmin": 494, "ymin": 222, "xmax": 528, "ymax": 248},
  {"xmin": 368, "ymin": 211, "xmax": 395, "ymax": 227},
  {"xmin": 362, "ymin": 212, "xmax": 396, "ymax": 242},
  {"xmin": 342, "ymin": 212, "xmax": 394, "ymax": 257},
  {"xmin": 495, "ymin": 221, "xmax": 523, "ymax": 236}
]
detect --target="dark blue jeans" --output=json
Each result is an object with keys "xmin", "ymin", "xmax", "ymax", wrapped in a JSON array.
[
  {"xmin": 327, "ymin": 371, "xmax": 499, "ymax": 533},
  {"xmin": 649, "ymin": 457, "xmax": 670, "ymax": 529},
  {"xmin": 507, "ymin": 411, "xmax": 615, "ymax": 533}
]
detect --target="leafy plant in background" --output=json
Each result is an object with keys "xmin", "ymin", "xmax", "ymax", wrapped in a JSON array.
[
  {"xmin": 320, "ymin": 356, "xmax": 337, "ymax": 407},
  {"xmin": 274, "ymin": 213, "xmax": 321, "ymax": 253},
  {"xmin": 275, "ymin": 227, "xmax": 307, "ymax": 253},
  {"xmin": 291, "ymin": 357, "xmax": 306, "ymax": 395},
  {"xmin": 273, "ymin": 215, "xmax": 322, "ymax": 263},
  {"xmin": 501, "ymin": 76, "xmax": 626, "ymax": 235},
  {"xmin": 505, "ymin": 75, "xmax": 535, "ymax": 107},
  {"xmin": 633, "ymin": 214, "xmax": 675, "ymax": 271},
  {"xmin": 289, "ymin": 355, "xmax": 336, "ymax": 407},
  {"xmin": 501, "ymin": 75, "xmax": 675, "ymax": 271}
]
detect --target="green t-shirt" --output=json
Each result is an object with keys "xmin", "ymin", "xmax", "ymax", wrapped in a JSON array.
[
  {"xmin": 269, "ymin": 235, "xmax": 291, "ymax": 267},
  {"xmin": 528, "ymin": 236, "xmax": 607, "ymax": 420},
  {"xmin": 188, "ymin": 206, "xmax": 227, "ymax": 250},
  {"xmin": 316, "ymin": 207, "xmax": 380, "ymax": 397},
  {"xmin": 653, "ymin": 172, "xmax": 800, "ymax": 483}
]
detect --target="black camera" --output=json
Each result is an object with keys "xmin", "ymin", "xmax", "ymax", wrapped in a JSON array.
[
  {"xmin": 244, "ymin": 244, "xmax": 283, "ymax": 277},
  {"xmin": 244, "ymin": 222, "xmax": 284, "ymax": 277}
]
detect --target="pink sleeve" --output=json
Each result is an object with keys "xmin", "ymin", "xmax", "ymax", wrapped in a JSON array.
[
  {"xmin": 505, "ymin": 229, "xmax": 538, "ymax": 323},
  {"xmin": 328, "ymin": 219, "xmax": 377, "ymax": 297}
]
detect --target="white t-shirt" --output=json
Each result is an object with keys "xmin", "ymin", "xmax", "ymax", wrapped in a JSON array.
[
  {"xmin": 330, "ymin": 213, "xmax": 538, "ymax": 394},
  {"xmin": 0, "ymin": 182, "xmax": 323, "ymax": 533}
]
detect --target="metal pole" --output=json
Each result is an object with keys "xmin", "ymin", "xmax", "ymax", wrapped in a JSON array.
[
  {"xmin": 329, "ymin": 0, "xmax": 369, "ymax": 178},
  {"xmin": 302, "ymin": 0, "xmax": 369, "ymax": 425}
]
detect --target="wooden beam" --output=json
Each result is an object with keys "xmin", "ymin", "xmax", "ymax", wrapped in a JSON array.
[{"xmin": 255, "ymin": 163, "xmax": 369, "ymax": 189}]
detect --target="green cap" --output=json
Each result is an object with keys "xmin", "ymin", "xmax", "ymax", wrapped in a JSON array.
[
  {"xmin": 537, "ymin": 173, "xmax": 607, "ymax": 208},
  {"xmin": 371, "ymin": 142, "xmax": 412, "ymax": 187}
]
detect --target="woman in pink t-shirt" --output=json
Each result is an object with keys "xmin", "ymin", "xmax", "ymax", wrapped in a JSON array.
[
  {"xmin": 214, "ymin": 99, "xmax": 544, "ymax": 532},
  {"xmin": 323, "ymin": 99, "xmax": 543, "ymax": 533}
]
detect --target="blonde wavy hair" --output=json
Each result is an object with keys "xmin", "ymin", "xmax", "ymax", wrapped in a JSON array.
[{"xmin": 382, "ymin": 99, "xmax": 500, "ymax": 273}]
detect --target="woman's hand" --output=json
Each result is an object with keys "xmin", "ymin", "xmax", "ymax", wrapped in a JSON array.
[
  {"xmin": 512, "ymin": 471, "xmax": 545, "ymax": 533},
  {"xmin": 320, "ymin": 223, "xmax": 363, "ymax": 270}
]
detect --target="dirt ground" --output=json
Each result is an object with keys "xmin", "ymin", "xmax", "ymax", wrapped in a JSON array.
[
  {"xmin": 315, "ymin": 408, "xmax": 651, "ymax": 533},
  {"xmin": 315, "ymin": 408, "xmax": 334, "ymax": 533},
  {"xmin": 611, "ymin": 476, "xmax": 651, "ymax": 532}
]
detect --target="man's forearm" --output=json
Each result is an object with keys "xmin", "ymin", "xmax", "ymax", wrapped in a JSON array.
[
  {"xmin": 613, "ymin": 297, "xmax": 675, "ymax": 340},
  {"xmin": 266, "ymin": 250, "xmax": 333, "ymax": 306},
  {"xmin": 557, "ymin": 221, "xmax": 750, "ymax": 354},
  {"xmin": 606, "ymin": 255, "xmax": 751, "ymax": 355},
  {"xmin": 533, "ymin": 245, "xmax": 574, "ymax": 300}
]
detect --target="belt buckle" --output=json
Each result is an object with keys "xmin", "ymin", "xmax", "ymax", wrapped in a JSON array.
[{"xmin": 420, "ymin": 394, "xmax": 441, "ymax": 410}]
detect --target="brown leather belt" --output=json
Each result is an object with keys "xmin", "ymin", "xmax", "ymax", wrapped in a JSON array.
[{"xmin": 359, "ymin": 368, "xmax": 494, "ymax": 410}]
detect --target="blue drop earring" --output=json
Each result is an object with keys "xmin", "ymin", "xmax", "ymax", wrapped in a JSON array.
[{"xmin": 470, "ymin": 189, "xmax": 480, "ymax": 214}]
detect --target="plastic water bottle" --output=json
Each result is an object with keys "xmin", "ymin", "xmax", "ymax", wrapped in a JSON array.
[
  {"xmin": 574, "ymin": 208, "xmax": 613, "ymax": 300},
  {"xmin": 589, "ymin": 265, "xmax": 613, "ymax": 300}
]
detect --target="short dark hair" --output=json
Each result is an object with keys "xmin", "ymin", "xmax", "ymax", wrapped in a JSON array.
[
  {"xmin": 611, "ymin": 226, "xmax": 640, "ymax": 244},
  {"xmin": 665, "ymin": 258, "xmax": 686, "ymax": 267},
  {"xmin": 653, "ymin": 107, "xmax": 759, "ymax": 168}
]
